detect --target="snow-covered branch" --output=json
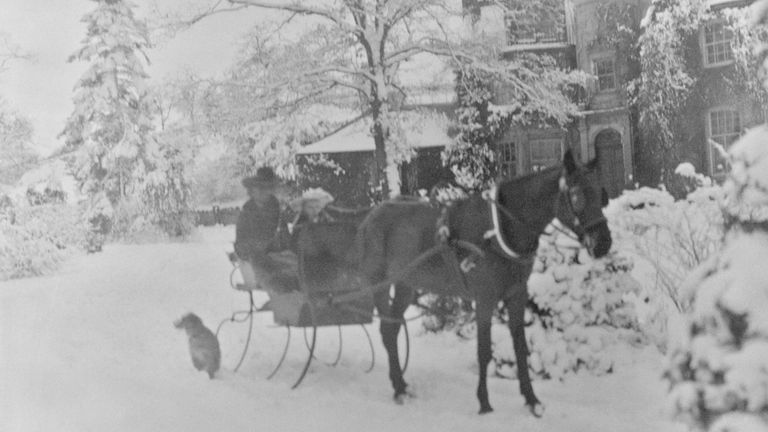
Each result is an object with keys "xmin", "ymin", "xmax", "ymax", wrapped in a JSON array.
[{"xmin": 227, "ymin": 0, "xmax": 365, "ymax": 35}]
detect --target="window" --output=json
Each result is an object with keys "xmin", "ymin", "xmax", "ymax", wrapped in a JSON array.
[
  {"xmin": 497, "ymin": 141, "xmax": 517, "ymax": 178},
  {"xmin": 708, "ymin": 108, "xmax": 741, "ymax": 175},
  {"xmin": 702, "ymin": 21, "xmax": 734, "ymax": 67},
  {"xmin": 530, "ymin": 139, "xmax": 562, "ymax": 172},
  {"xmin": 593, "ymin": 58, "xmax": 616, "ymax": 92}
]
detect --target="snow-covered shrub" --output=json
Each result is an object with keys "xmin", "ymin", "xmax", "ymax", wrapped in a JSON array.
[
  {"xmin": 0, "ymin": 202, "xmax": 87, "ymax": 281},
  {"xmin": 667, "ymin": 126, "xmax": 768, "ymax": 431},
  {"xmin": 82, "ymin": 191, "xmax": 113, "ymax": 252},
  {"xmin": 14, "ymin": 203, "xmax": 89, "ymax": 251},
  {"xmin": 493, "ymin": 228, "xmax": 642, "ymax": 380},
  {"xmin": 605, "ymin": 172, "xmax": 724, "ymax": 350},
  {"xmin": 420, "ymin": 294, "xmax": 475, "ymax": 337},
  {"xmin": 138, "ymin": 156, "xmax": 194, "ymax": 238},
  {"xmin": 25, "ymin": 187, "xmax": 66, "ymax": 206},
  {"xmin": 0, "ymin": 219, "xmax": 64, "ymax": 280}
]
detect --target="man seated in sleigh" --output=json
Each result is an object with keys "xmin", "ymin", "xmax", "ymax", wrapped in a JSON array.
[{"xmin": 230, "ymin": 166, "xmax": 336, "ymax": 295}]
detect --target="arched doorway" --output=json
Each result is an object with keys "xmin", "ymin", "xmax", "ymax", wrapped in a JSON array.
[{"xmin": 594, "ymin": 128, "xmax": 624, "ymax": 198}]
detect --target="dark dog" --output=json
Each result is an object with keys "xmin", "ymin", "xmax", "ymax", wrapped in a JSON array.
[{"xmin": 174, "ymin": 313, "xmax": 221, "ymax": 379}]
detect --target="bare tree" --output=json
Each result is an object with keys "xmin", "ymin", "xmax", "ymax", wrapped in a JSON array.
[{"xmin": 175, "ymin": 0, "xmax": 582, "ymax": 197}]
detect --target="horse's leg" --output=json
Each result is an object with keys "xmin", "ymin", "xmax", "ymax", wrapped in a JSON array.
[
  {"xmin": 506, "ymin": 295, "xmax": 544, "ymax": 416},
  {"xmin": 475, "ymin": 298, "xmax": 494, "ymax": 414},
  {"xmin": 374, "ymin": 285, "xmax": 412, "ymax": 401}
]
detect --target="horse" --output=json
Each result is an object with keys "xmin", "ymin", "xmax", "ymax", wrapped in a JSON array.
[{"xmin": 356, "ymin": 149, "xmax": 612, "ymax": 416}]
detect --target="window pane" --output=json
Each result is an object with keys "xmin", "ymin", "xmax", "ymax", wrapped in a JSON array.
[
  {"xmin": 709, "ymin": 109, "xmax": 741, "ymax": 175},
  {"xmin": 704, "ymin": 22, "xmax": 733, "ymax": 66},
  {"xmin": 530, "ymin": 139, "xmax": 562, "ymax": 171},
  {"xmin": 497, "ymin": 141, "xmax": 516, "ymax": 178},
  {"xmin": 594, "ymin": 59, "xmax": 616, "ymax": 91}
]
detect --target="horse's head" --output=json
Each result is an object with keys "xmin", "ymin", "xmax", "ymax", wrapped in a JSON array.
[{"xmin": 555, "ymin": 149, "xmax": 612, "ymax": 258}]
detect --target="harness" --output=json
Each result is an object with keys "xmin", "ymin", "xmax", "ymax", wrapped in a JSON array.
[
  {"xmin": 481, "ymin": 183, "xmax": 525, "ymax": 259},
  {"xmin": 442, "ymin": 170, "xmax": 606, "ymax": 267}
]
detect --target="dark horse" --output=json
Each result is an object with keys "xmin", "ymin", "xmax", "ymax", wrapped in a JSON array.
[{"xmin": 356, "ymin": 150, "xmax": 612, "ymax": 416}]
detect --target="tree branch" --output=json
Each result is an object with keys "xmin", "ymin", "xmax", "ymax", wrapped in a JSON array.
[
  {"xmin": 177, "ymin": 1, "xmax": 249, "ymax": 28},
  {"xmin": 227, "ymin": 0, "xmax": 364, "ymax": 35}
]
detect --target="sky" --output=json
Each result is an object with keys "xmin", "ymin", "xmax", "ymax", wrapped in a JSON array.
[{"xmin": 0, "ymin": 0, "xmax": 265, "ymax": 156}]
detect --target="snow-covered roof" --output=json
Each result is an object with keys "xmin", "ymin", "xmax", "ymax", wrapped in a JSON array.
[
  {"xmin": 706, "ymin": 0, "xmax": 747, "ymax": 9},
  {"xmin": 296, "ymin": 113, "xmax": 452, "ymax": 155},
  {"xmin": 501, "ymin": 42, "xmax": 572, "ymax": 54}
]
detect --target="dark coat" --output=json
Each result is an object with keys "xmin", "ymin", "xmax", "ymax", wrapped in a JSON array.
[{"xmin": 234, "ymin": 195, "xmax": 281, "ymax": 259}]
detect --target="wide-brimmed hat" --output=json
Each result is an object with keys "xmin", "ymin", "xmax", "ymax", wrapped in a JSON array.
[
  {"xmin": 289, "ymin": 187, "xmax": 335, "ymax": 212},
  {"xmin": 242, "ymin": 167, "xmax": 278, "ymax": 188}
]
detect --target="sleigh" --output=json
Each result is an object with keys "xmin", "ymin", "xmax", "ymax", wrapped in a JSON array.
[{"xmin": 216, "ymin": 218, "xmax": 401, "ymax": 388}]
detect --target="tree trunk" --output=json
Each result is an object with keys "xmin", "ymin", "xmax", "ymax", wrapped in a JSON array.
[{"xmin": 370, "ymin": 97, "xmax": 390, "ymax": 200}]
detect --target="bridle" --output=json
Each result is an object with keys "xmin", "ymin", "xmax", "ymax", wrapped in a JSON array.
[
  {"xmin": 554, "ymin": 173, "xmax": 607, "ymax": 238},
  {"xmin": 482, "ymin": 171, "xmax": 606, "ymax": 260}
]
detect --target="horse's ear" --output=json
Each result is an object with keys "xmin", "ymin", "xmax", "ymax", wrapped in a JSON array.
[{"xmin": 563, "ymin": 148, "xmax": 577, "ymax": 174}]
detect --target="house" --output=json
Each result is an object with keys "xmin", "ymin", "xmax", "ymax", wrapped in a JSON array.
[
  {"xmin": 469, "ymin": 0, "xmax": 767, "ymax": 194},
  {"xmin": 653, "ymin": 0, "xmax": 764, "ymax": 181},
  {"xmin": 465, "ymin": 0, "xmax": 650, "ymax": 198}
]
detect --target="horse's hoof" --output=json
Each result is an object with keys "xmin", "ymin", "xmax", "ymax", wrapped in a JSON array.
[
  {"xmin": 527, "ymin": 402, "xmax": 545, "ymax": 418},
  {"xmin": 393, "ymin": 390, "xmax": 415, "ymax": 405},
  {"xmin": 478, "ymin": 406, "xmax": 494, "ymax": 415}
]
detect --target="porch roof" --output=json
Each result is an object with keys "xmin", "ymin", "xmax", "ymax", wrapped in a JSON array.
[{"xmin": 296, "ymin": 114, "xmax": 452, "ymax": 155}]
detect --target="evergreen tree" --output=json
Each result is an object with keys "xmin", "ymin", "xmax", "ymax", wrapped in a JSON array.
[
  {"xmin": 62, "ymin": 0, "xmax": 191, "ymax": 239},
  {"xmin": 667, "ymin": 126, "xmax": 768, "ymax": 432},
  {"xmin": 61, "ymin": 0, "xmax": 154, "ymax": 206}
]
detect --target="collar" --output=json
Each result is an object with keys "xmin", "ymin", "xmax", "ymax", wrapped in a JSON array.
[{"xmin": 482, "ymin": 184, "xmax": 522, "ymax": 259}]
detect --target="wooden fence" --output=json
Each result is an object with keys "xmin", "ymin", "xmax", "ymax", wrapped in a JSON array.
[{"xmin": 194, "ymin": 205, "xmax": 241, "ymax": 226}]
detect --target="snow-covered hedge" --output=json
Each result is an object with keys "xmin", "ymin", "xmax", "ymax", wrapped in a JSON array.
[
  {"xmin": 14, "ymin": 203, "xmax": 89, "ymax": 250},
  {"xmin": 667, "ymin": 126, "xmax": 768, "ymax": 431},
  {"xmin": 605, "ymin": 177, "xmax": 723, "ymax": 350},
  {"xmin": 0, "ymin": 203, "xmax": 88, "ymax": 281},
  {"xmin": 0, "ymin": 219, "xmax": 65, "ymax": 280},
  {"xmin": 493, "ymin": 228, "xmax": 642, "ymax": 380}
]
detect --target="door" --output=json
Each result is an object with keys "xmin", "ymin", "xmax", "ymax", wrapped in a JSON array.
[{"xmin": 594, "ymin": 129, "xmax": 624, "ymax": 198}]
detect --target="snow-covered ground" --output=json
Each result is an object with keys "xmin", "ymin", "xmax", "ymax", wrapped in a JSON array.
[{"xmin": 1, "ymin": 226, "xmax": 683, "ymax": 432}]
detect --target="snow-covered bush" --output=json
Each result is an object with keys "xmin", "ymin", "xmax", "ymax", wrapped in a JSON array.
[
  {"xmin": 493, "ymin": 228, "xmax": 642, "ymax": 380},
  {"xmin": 0, "ymin": 219, "xmax": 64, "ymax": 280},
  {"xmin": 14, "ymin": 203, "xmax": 89, "ymax": 251},
  {"xmin": 667, "ymin": 126, "xmax": 768, "ymax": 431},
  {"xmin": 138, "ymin": 149, "xmax": 194, "ymax": 238},
  {"xmin": 82, "ymin": 191, "xmax": 113, "ymax": 252},
  {"xmin": 0, "ymin": 202, "xmax": 88, "ymax": 281},
  {"xmin": 605, "ymin": 172, "xmax": 724, "ymax": 350},
  {"xmin": 420, "ymin": 294, "xmax": 475, "ymax": 337}
]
